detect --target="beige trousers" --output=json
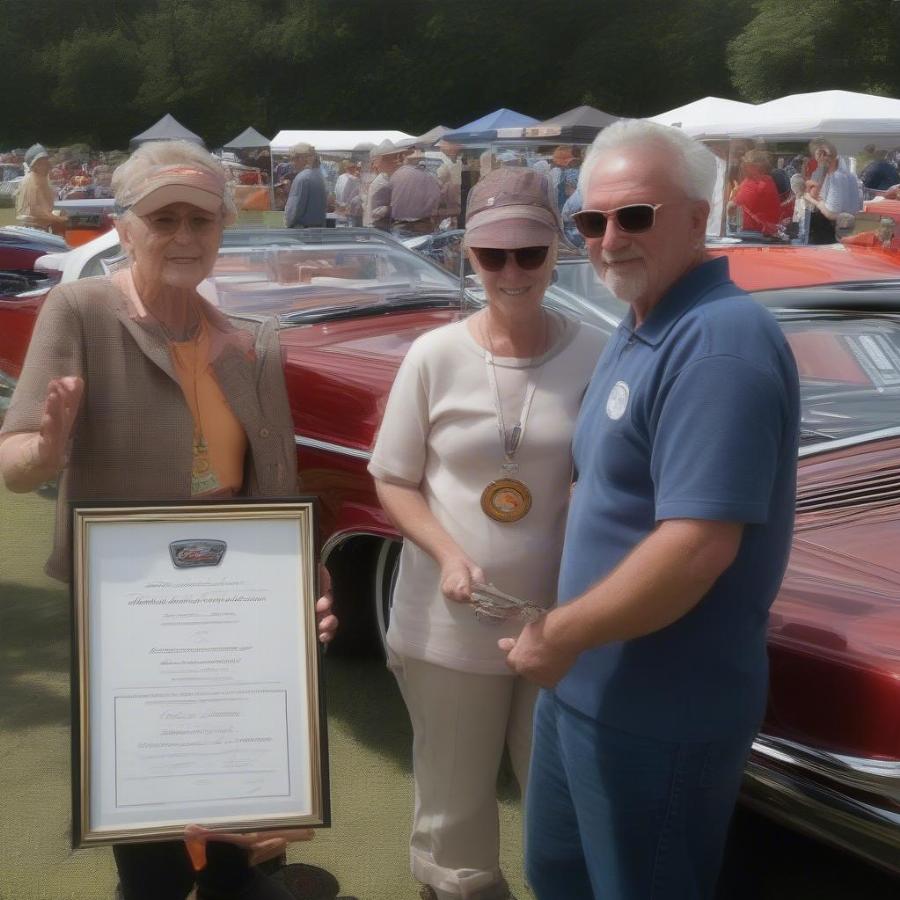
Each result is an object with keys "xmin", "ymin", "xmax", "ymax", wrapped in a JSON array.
[{"xmin": 388, "ymin": 651, "xmax": 539, "ymax": 900}]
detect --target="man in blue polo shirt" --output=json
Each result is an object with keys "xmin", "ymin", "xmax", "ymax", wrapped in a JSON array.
[{"xmin": 500, "ymin": 120, "xmax": 800, "ymax": 899}]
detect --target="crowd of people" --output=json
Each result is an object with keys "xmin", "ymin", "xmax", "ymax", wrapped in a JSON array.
[
  {"xmin": 8, "ymin": 131, "xmax": 900, "ymax": 254},
  {"xmin": 713, "ymin": 137, "xmax": 900, "ymax": 244},
  {"xmin": 272, "ymin": 138, "xmax": 584, "ymax": 239},
  {"xmin": 1, "ymin": 119, "xmax": 803, "ymax": 900}
]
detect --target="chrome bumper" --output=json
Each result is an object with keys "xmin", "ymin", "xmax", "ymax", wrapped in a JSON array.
[{"xmin": 742, "ymin": 735, "xmax": 900, "ymax": 875}]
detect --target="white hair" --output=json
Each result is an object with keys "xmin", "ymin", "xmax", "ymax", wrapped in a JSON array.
[
  {"xmin": 578, "ymin": 119, "xmax": 717, "ymax": 204},
  {"xmin": 112, "ymin": 140, "xmax": 237, "ymax": 223}
]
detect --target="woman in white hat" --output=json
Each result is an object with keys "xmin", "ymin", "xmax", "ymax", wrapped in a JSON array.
[
  {"xmin": 369, "ymin": 167, "xmax": 605, "ymax": 900},
  {"xmin": 16, "ymin": 143, "xmax": 67, "ymax": 234},
  {"xmin": 0, "ymin": 140, "xmax": 337, "ymax": 900}
]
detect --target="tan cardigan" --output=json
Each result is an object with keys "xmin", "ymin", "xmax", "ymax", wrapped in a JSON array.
[{"xmin": 1, "ymin": 277, "xmax": 298, "ymax": 581}]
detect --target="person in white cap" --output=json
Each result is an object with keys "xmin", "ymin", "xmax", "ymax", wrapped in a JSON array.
[
  {"xmin": 363, "ymin": 140, "xmax": 403, "ymax": 231},
  {"xmin": 369, "ymin": 167, "xmax": 604, "ymax": 900},
  {"xmin": 390, "ymin": 150, "xmax": 441, "ymax": 237},
  {"xmin": 16, "ymin": 143, "xmax": 67, "ymax": 234},
  {"xmin": 0, "ymin": 139, "xmax": 338, "ymax": 900}
]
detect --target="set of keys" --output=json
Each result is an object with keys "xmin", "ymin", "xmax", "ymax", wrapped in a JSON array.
[{"xmin": 470, "ymin": 582, "xmax": 545, "ymax": 625}]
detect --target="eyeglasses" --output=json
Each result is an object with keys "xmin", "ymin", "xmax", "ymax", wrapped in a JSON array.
[
  {"xmin": 572, "ymin": 203, "xmax": 664, "ymax": 239},
  {"xmin": 140, "ymin": 210, "xmax": 222, "ymax": 236},
  {"xmin": 470, "ymin": 246, "xmax": 550, "ymax": 271}
]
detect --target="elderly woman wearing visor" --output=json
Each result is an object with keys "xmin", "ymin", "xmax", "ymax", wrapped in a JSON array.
[
  {"xmin": 368, "ymin": 167, "xmax": 604, "ymax": 900},
  {"xmin": 0, "ymin": 141, "xmax": 337, "ymax": 900}
]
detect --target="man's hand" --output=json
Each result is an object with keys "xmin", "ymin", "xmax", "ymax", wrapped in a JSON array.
[
  {"xmin": 316, "ymin": 564, "xmax": 338, "ymax": 644},
  {"xmin": 184, "ymin": 824, "xmax": 314, "ymax": 871},
  {"xmin": 439, "ymin": 554, "xmax": 485, "ymax": 603},
  {"xmin": 498, "ymin": 614, "xmax": 578, "ymax": 688}
]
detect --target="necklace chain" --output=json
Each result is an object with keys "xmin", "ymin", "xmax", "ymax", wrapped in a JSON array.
[{"xmin": 481, "ymin": 309, "xmax": 549, "ymax": 461}]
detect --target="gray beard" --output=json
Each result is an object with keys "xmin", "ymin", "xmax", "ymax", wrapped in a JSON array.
[{"xmin": 602, "ymin": 266, "xmax": 649, "ymax": 304}]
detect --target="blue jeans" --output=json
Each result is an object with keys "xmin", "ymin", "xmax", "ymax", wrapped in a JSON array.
[{"xmin": 526, "ymin": 691, "xmax": 755, "ymax": 900}]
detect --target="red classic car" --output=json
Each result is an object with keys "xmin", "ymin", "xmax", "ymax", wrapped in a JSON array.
[{"xmin": 1, "ymin": 228, "xmax": 899, "ymax": 874}]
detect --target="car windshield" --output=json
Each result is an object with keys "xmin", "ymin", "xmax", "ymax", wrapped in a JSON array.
[
  {"xmin": 81, "ymin": 228, "xmax": 460, "ymax": 318},
  {"xmin": 777, "ymin": 313, "xmax": 900, "ymax": 444},
  {"xmin": 210, "ymin": 231, "xmax": 458, "ymax": 318}
]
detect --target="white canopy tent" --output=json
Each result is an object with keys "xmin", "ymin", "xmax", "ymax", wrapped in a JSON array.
[
  {"xmin": 649, "ymin": 96, "xmax": 757, "ymax": 130},
  {"xmin": 270, "ymin": 129, "xmax": 415, "ymax": 153},
  {"xmin": 677, "ymin": 90, "xmax": 900, "ymax": 153}
]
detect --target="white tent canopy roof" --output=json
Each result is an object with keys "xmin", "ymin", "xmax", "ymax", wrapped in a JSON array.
[
  {"xmin": 270, "ymin": 129, "xmax": 415, "ymax": 153},
  {"xmin": 680, "ymin": 90, "xmax": 900, "ymax": 145},
  {"xmin": 649, "ymin": 96, "xmax": 756, "ymax": 129}
]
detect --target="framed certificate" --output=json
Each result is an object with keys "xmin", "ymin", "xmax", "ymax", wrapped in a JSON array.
[{"xmin": 70, "ymin": 498, "xmax": 329, "ymax": 847}]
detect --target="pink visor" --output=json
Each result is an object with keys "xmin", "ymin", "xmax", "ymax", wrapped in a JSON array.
[{"xmin": 127, "ymin": 166, "xmax": 225, "ymax": 216}]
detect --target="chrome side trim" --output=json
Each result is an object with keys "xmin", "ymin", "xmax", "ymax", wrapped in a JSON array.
[
  {"xmin": 744, "ymin": 734, "xmax": 900, "ymax": 874},
  {"xmin": 799, "ymin": 426, "xmax": 900, "ymax": 459},
  {"xmin": 295, "ymin": 434, "xmax": 373, "ymax": 461},
  {"xmin": 752, "ymin": 735, "xmax": 900, "ymax": 801},
  {"xmin": 743, "ymin": 759, "xmax": 900, "ymax": 875}
]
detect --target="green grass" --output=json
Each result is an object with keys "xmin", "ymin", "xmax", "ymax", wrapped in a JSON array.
[
  {"xmin": 0, "ymin": 486, "xmax": 528, "ymax": 900},
  {"xmin": 0, "ymin": 207, "xmax": 17, "ymax": 227}
]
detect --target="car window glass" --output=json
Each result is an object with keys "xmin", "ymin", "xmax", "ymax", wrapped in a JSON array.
[{"xmin": 781, "ymin": 316, "xmax": 900, "ymax": 442}]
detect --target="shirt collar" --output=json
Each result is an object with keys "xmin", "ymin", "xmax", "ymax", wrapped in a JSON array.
[{"xmin": 621, "ymin": 256, "xmax": 733, "ymax": 347}]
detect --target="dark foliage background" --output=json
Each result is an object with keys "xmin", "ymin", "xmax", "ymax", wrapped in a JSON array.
[{"xmin": 4, "ymin": 0, "xmax": 900, "ymax": 149}]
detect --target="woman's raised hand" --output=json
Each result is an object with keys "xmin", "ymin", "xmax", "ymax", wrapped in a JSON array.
[
  {"xmin": 439, "ymin": 555, "xmax": 486, "ymax": 604},
  {"xmin": 37, "ymin": 376, "xmax": 84, "ymax": 470}
]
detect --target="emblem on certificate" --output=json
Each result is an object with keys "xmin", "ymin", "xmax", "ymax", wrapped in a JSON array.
[
  {"xmin": 169, "ymin": 539, "xmax": 227, "ymax": 568},
  {"xmin": 70, "ymin": 499, "xmax": 329, "ymax": 847},
  {"xmin": 481, "ymin": 478, "xmax": 532, "ymax": 522}
]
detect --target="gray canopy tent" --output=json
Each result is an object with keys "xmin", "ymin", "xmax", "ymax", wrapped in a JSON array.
[
  {"xmin": 129, "ymin": 114, "xmax": 205, "ymax": 150},
  {"xmin": 223, "ymin": 126, "xmax": 270, "ymax": 150}
]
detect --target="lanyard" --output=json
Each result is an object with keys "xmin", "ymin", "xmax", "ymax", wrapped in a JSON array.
[{"xmin": 484, "ymin": 353, "xmax": 540, "ymax": 462}]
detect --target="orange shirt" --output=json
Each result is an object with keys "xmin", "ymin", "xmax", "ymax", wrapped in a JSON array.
[{"xmin": 169, "ymin": 319, "xmax": 248, "ymax": 495}]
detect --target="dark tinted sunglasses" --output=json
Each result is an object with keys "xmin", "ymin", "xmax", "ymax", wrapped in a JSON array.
[
  {"xmin": 572, "ymin": 203, "xmax": 664, "ymax": 239},
  {"xmin": 470, "ymin": 246, "xmax": 550, "ymax": 271}
]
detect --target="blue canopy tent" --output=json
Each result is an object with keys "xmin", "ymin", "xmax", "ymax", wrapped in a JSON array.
[{"xmin": 442, "ymin": 108, "xmax": 539, "ymax": 144}]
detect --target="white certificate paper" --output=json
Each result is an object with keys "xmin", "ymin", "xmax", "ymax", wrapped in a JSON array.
[{"xmin": 71, "ymin": 501, "xmax": 327, "ymax": 845}]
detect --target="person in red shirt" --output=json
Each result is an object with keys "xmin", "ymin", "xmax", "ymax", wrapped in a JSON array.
[{"xmin": 729, "ymin": 149, "xmax": 783, "ymax": 235}]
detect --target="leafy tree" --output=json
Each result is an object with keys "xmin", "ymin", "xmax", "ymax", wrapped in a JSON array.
[
  {"xmin": 728, "ymin": 0, "xmax": 900, "ymax": 102},
  {"xmin": 45, "ymin": 29, "xmax": 144, "ymax": 146},
  {"xmin": 3, "ymin": 0, "xmax": 900, "ymax": 151}
]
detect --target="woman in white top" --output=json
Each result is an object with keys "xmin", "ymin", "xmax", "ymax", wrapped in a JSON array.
[{"xmin": 368, "ymin": 168, "xmax": 604, "ymax": 900}]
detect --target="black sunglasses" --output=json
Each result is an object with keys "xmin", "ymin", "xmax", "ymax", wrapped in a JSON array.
[
  {"xmin": 572, "ymin": 203, "xmax": 664, "ymax": 239},
  {"xmin": 470, "ymin": 246, "xmax": 550, "ymax": 271}
]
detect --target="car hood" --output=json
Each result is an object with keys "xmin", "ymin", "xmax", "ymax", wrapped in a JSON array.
[
  {"xmin": 713, "ymin": 244, "xmax": 900, "ymax": 291},
  {"xmin": 768, "ymin": 437, "xmax": 900, "ymax": 758}
]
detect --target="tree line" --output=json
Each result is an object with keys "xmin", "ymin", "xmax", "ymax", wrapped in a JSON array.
[{"xmin": 4, "ymin": 0, "xmax": 900, "ymax": 150}]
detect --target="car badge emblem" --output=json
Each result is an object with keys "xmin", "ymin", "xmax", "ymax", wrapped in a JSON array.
[
  {"xmin": 606, "ymin": 381, "xmax": 630, "ymax": 420},
  {"xmin": 169, "ymin": 539, "xmax": 227, "ymax": 568}
]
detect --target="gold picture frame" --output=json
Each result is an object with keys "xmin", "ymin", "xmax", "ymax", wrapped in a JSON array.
[{"xmin": 70, "ymin": 498, "xmax": 329, "ymax": 847}]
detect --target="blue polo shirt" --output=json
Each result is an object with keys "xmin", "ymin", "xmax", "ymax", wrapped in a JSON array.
[{"xmin": 556, "ymin": 257, "xmax": 800, "ymax": 741}]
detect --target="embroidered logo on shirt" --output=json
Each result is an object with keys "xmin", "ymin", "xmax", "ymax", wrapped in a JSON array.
[{"xmin": 606, "ymin": 381, "xmax": 630, "ymax": 420}]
